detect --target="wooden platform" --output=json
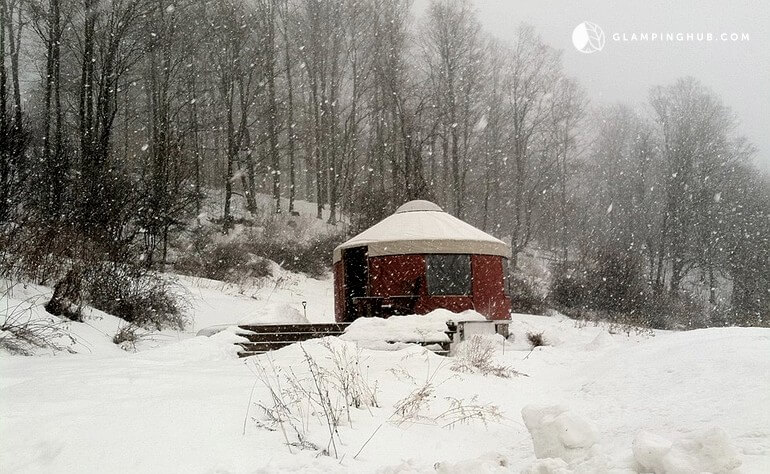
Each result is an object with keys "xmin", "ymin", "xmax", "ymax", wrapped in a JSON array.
[{"xmin": 235, "ymin": 322, "xmax": 455, "ymax": 358}]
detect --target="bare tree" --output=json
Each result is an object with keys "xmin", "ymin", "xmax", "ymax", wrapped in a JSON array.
[
  {"xmin": 504, "ymin": 25, "xmax": 561, "ymax": 270},
  {"xmin": 278, "ymin": 0, "xmax": 297, "ymax": 213},
  {"xmin": 422, "ymin": 0, "xmax": 483, "ymax": 218},
  {"xmin": 208, "ymin": 0, "xmax": 262, "ymax": 233},
  {"xmin": 650, "ymin": 77, "xmax": 743, "ymax": 293}
]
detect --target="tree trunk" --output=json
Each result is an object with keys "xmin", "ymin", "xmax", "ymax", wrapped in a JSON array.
[
  {"xmin": 281, "ymin": 0, "xmax": 296, "ymax": 213},
  {"xmin": 189, "ymin": 73, "xmax": 202, "ymax": 217},
  {"xmin": 223, "ymin": 89, "xmax": 235, "ymax": 233},
  {"xmin": 45, "ymin": 269, "xmax": 83, "ymax": 322},
  {"xmin": 266, "ymin": 2, "xmax": 281, "ymax": 214}
]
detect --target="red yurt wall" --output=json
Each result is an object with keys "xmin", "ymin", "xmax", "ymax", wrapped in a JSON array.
[
  {"xmin": 334, "ymin": 254, "xmax": 511, "ymax": 322},
  {"xmin": 469, "ymin": 255, "xmax": 510, "ymax": 320}
]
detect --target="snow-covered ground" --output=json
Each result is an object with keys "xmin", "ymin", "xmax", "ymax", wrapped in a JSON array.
[
  {"xmin": 179, "ymin": 266, "xmax": 336, "ymax": 329},
  {"xmin": 2, "ymin": 275, "xmax": 769, "ymax": 473}
]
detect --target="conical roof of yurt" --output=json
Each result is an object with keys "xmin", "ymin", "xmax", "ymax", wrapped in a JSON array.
[{"xmin": 333, "ymin": 200, "xmax": 510, "ymax": 263}]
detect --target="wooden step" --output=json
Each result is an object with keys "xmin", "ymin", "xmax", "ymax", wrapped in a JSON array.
[
  {"xmin": 238, "ymin": 350, "xmax": 268, "ymax": 357},
  {"xmin": 237, "ymin": 339, "xmax": 451, "ymax": 357},
  {"xmin": 237, "ymin": 323, "xmax": 350, "ymax": 334},
  {"xmin": 237, "ymin": 331, "xmax": 346, "ymax": 343},
  {"xmin": 237, "ymin": 341, "xmax": 297, "ymax": 352},
  {"xmin": 234, "ymin": 321, "xmax": 454, "ymax": 358}
]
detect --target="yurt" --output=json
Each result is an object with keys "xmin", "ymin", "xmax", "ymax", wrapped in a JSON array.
[{"xmin": 333, "ymin": 200, "xmax": 511, "ymax": 322}]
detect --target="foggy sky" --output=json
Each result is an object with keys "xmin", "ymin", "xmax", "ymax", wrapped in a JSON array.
[{"xmin": 416, "ymin": 0, "xmax": 770, "ymax": 170}]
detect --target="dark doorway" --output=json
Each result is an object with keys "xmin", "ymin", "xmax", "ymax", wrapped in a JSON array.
[{"xmin": 343, "ymin": 246, "xmax": 368, "ymax": 321}]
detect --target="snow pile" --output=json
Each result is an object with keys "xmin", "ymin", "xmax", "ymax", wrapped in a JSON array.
[
  {"xmin": 584, "ymin": 330, "xmax": 615, "ymax": 351},
  {"xmin": 521, "ymin": 405, "xmax": 607, "ymax": 471},
  {"xmin": 433, "ymin": 452, "xmax": 510, "ymax": 473},
  {"xmin": 632, "ymin": 428, "xmax": 742, "ymax": 473},
  {"xmin": 523, "ymin": 458, "xmax": 572, "ymax": 474},
  {"xmin": 134, "ymin": 327, "xmax": 245, "ymax": 362},
  {"xmin": 340, "ymin": 309, "xmax": 486, "ymax": 344},
  {"xmin": 236, "ymin": 302, "xmax": 309, "ymax": 325}
]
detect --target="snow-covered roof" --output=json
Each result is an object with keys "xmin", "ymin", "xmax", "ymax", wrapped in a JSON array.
[
  {"xmin": 394, "ymin": 200, "xmax": 443, "ymax": 213},
  {"xmin": 333, "ymin": 200, "xmax": 511, "ymax": 262}
]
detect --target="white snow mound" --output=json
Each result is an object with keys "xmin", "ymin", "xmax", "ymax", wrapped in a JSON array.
[
  {"xmin": 340, "ymin": 309, "xmax": 486, "ymax": 344},
  {"xmin": 585, "ymin": 330, "xmax": 615, "ymax": 351},
  {"xmin": 522, "ymin": 405, "xmax": 606, "ymax": 469},
  {"xmin": 434, "ymin": 452, "xmax": 510, "ymax": 473},
  {"xmin": 632, "ymin": 428, "xmax": 742, "ymax": 473},
  {"xmin": 236, "ymin": 302, "xmax": 309, "ymax": 325},
  {"xmin": 522, "ymin": 457, "xmax": 570, "ymax": 474}
]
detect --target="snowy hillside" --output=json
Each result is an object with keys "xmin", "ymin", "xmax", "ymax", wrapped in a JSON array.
[{"xmin": 2, "ymin": 274, "xmax": 769, "ymax": 473}]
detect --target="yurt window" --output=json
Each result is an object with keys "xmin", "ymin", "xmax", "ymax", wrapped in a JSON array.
[{"xmin": 426, "ymin": 254, "xmax": 472, "ymax": 296}]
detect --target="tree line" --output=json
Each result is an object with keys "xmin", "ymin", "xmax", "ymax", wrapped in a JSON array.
[{"xmin": 1, "ymin": 0, "xmax": 767, "ymax": 324}]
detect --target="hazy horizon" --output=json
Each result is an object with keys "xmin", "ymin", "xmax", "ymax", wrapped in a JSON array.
[{"xmin": 416, "ymin": 0, "xmax": 770, "ymax": 171}]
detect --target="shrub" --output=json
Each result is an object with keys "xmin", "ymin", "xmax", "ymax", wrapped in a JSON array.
[
  {"xmin": 550, "ymin": 250, "xmax": 649, "ymax": 315},
  {"xmin": 253, "ymin": 232, "xmax": 343, "ymax": 278},
  {"xmin": 451, "ymin": 335, "xmax": 524, "ymax": 378},
  {"xmin": 526, "ymin": 331, "xmax": 546, "ymax": 347},
  {"xmin": 320, "ymin": 339, "xmax": 379, "ymax": 411},
  {"xmin": 550, "ymin": 269, "xmax": 590, "ymax": 310},
  {"xmin": 550, "ymin": 250, "xmax": 683, "ymax": 329},
  {"xmin": 589, "ymin": 249, "xmax": 649, "ymax": 313},
  {"xmin": 393, "ymin": 381, "xmax": 503, "ymax": 428},
  {"xmin": 251, "ymin": 342, "xmax": 378, "ymax": 457},
  {"xmin": 174, "ymin": 224, "xmax": 342, "ymax": 280},
  {"xmin": 112, "ymin": 324, "xmax": 140, "ymax": 351},
  {"xmin": 640, "ymin": 290, "xmax": 705, "ymax": 330},
  {"xmin": 509, "ymin": 277, "xmax": 546, "ymax": 315},
  {"xmin": 85, "ymin": 264, "xmax": 186, "ymax": 330},
  {"xmin": 174, "ymin": 226, "xmax": 272, "ymax": 283},
  {"xmin": 1, "ymin": 292, "xmax": 72, "ymax": 355},
  {"xmin": 178, "ymin": 241, "xmax": 271, "ymax": 283}
]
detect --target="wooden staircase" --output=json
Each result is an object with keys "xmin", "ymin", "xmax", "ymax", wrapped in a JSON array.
[
  {"xmin": 236, "ymin": 323, "xmax": 350, "ymax": 357},
  {"xmin": 235, "ymin": 322, "xmax": 456, "ymax": 358}
]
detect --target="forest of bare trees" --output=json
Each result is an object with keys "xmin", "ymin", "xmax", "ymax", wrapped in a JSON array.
[{"xmin": 1, "ymin": 0, "xmax": 768, "ymax": 326}]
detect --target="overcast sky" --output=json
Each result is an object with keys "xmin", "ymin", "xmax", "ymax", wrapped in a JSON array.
[{"xmin": 416, "ymin": 0, "xmax": 770, "ymax": 170}]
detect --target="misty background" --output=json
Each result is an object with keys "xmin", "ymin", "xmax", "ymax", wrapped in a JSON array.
[{"xmin": 421, "ymin": 0, "xmax": 769, "ymax": 169}]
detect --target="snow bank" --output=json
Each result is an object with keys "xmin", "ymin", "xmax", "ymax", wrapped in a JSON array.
[
  {"xmin": 522, "ymin": 458, "xmax": 570, "ymax": 474},
  {"xmin": 434, "ymin": 452, "xmax": 511, "ymax": 473},
  {"xmin": 236, "ymin": 302, "xmax": 309, "ymax": 325},
  {"xmin": 522, "ymin": 405, "xmax": 606, "ymax": 470},
  {"xmin": 340, "ymin": 309, "xmax": 486, "ymax": 344},
  {"xmin": 632, "ymin": 428, "xmax": 742, "ymax": 473},
  {"xmin": 584, "ymin": 330, "xmax": 615, "ymax": 351},
  {"xmin": 132, "ymin": 328, "xmax": 244, "ymax": 362}
]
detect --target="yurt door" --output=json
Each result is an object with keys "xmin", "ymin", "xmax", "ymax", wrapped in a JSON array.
[{"xmin": 343, "ymin": 246, "xmax": 368, "ymax": 320}]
